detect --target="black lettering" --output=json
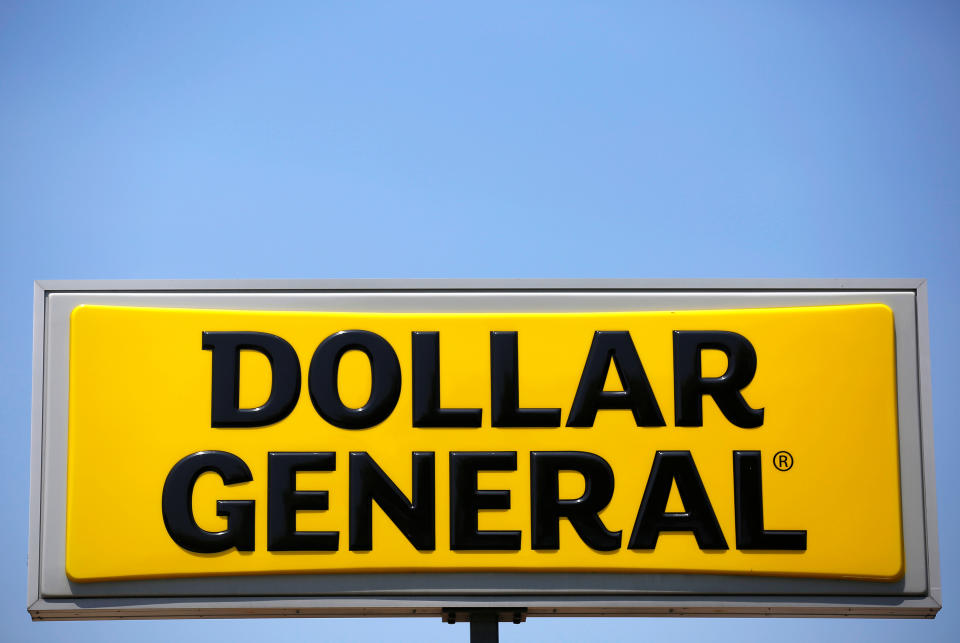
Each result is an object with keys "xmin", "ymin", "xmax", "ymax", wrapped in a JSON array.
[
  {"xmin": 530, "ymin": 451, "xmax": 620, "ymax": 551},
  {"xmin": 202, "ymin": 331, "xmax": 300, "ymax": 428},
  {"xmin": 449, "ymin": 452, "xmax": 521, "ymax": 550},
  {"xmin": 491, "ymin": 331, "xmax": 560, "ymax": 427},
  {"xmin": 349, "ymin": 452, "xmax": 435, "ymax": 551},
  {"xmin": 412, "ymin": 332, "xmax": 482, "ymax": 428},
  {"xmin": 161, "ymin": 451, "xmax": 255, "ymax": 553},
  {"xmin": 628, "ymin": 451, "xmax": 727, "ymax": 550},
  {"xmin": 308, "ymin": 330, "xmax": 401, "ymax": 430},
  {"xmin": 267, "ymin": 452, "xmax": 338, "ymax": 551},
  {"xmin": 673, "ymin": 330, "xmax": 764, "ymax": 428},
  {"xmin": 734, "ymin": 451, "xmax": 806, "ymax": 550},
  {"xmin": 566, "ymin": 331, "xmax": 665, "ymax": 427}
]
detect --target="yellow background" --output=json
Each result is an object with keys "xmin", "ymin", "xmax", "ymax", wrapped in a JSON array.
[{"xmin": 65, "ymin": 304, "xmax": 902, "ymax": 582}]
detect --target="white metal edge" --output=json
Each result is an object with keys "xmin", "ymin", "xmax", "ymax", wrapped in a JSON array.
[
  {"xmin": 32, "ymin": 278, "xmax": 927, "ymax": 292},
  {"xmin": 915, "ymin": 281, "xmax": 941, "ymax": 609},
  {"xmin": 28, "ymin": 596, "xmax": 941, "ymax": 621},
  {"xmin": 27, "ymin": 281, "xmax": 45, "ymax": 607}
]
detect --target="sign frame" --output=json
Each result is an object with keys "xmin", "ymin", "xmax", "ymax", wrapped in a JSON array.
[{"xmin": 27, "ymin": 279, "xmax": 942, "ymax": 620}]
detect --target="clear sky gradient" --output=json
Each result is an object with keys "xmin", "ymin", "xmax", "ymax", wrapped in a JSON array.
[{"xmin": 1, "ymin": 2, "xmax": 958, "ymax": 641}]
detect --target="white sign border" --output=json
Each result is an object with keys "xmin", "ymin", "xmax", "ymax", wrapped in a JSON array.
[{"xmin": 27, "ymin": 279, "xmax": 941, "ymax": 619}]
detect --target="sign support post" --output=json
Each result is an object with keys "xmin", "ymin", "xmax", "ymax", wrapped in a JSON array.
[{"xmin": 469, "ymin": 613, "xmax": 499, "ymax": 643}]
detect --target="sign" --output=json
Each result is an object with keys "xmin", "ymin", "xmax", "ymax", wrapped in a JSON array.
[{"xmin": 28, "ymin": 280, "xmax": 941, "ymax": 619}]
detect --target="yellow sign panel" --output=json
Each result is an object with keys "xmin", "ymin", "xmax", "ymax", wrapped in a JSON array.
[{"xmin": 65, "ymin": 304, "xmax": 902, "ymax": 582}]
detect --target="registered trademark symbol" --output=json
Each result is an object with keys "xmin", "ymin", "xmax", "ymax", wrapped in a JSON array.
[{"xmin": 773, "ymin": 451, "xmax": 794, "ymax": 472}]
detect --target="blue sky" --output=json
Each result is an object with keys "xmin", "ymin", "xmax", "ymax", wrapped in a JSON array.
[{"xmin": 1, "ymin": 2, "xmax": 958, "ymax": 641}]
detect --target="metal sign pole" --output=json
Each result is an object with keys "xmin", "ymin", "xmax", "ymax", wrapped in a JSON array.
[{"xmin": 469, "ymin": 612, "xmax": 499, "ymax": 643}]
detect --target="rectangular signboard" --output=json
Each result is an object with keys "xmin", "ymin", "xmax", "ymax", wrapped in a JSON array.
[{"xmin": 28, "ymin": 280, "xmax": 941, "ymax": 619}]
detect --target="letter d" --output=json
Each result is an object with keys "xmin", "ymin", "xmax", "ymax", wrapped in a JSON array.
[{"xmin": 203, "ymin": 331, "xmax": 301, "ymax": 427}]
